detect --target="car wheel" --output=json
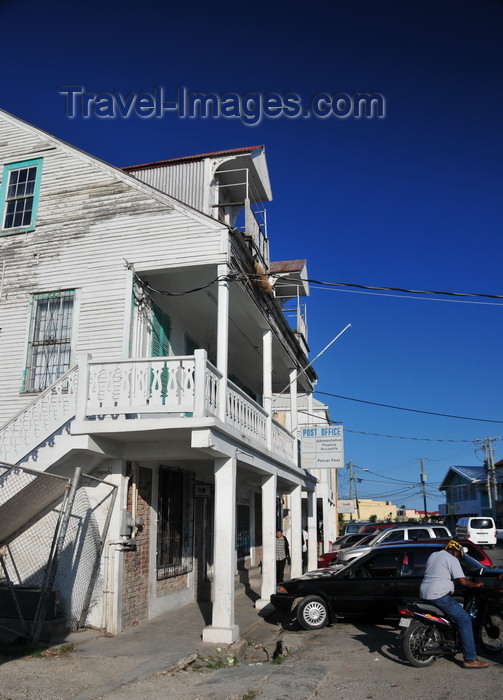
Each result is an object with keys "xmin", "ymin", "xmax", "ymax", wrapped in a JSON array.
[
  {"xmin": 296, "ymin": 595, "xmax": 329, "ymax": 630},
  {"xmin": 480, "ymin": 613, "xmax": 503, "ymax": 654}
]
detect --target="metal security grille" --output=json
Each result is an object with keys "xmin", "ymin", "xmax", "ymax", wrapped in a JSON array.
[
  {"xmin": 26, "ymin": 290, "xmax": 74, "ymax": 391},
  {"xmin": 4, "ymin": 166, "xmax": 37, "ymax": 229},
  {"xmin": 0, "ymin": 462, "xmax": 116, "ymax": 640},
  {"xmin": 157, "ymin": 466, "xmax": 194, "ymax": 579}
]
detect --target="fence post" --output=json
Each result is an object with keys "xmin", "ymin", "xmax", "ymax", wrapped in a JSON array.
[
  {"xmin": 75, "ymin": 353, "xmax": 91, "ymax": 422},
  {"xmin": 193, "ymin": 349, "xmax": 207, "ymax": 417}
]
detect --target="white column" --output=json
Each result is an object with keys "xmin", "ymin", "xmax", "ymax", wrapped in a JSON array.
[
  {"xmin": 289, "ymin": 368, "xmax": 298, "ymax": 465},
  {"xmin": 307, "ymin": 490, "xmax": 317, "ymax": 571},
  {"xmin": 202, "ymin": 456, "xmax": 239, "ymax": 644},
  {"xmin": 290, "ymin": 484, "xmax": 302, "ymax": 578},
  {"xmin": 75, "ymin": 353, "xmax": 91, "ymax": 422},
  {"xmin": 263, "ymin": 329, "xmax": 272, "ymax": 450},
  {"xmin": 323, "ymin": 496, "xmax": 331, "ymax": 552},
  {"xmin": 216, "ymin": 264, "xmax": 229, "ymax": 422},
  {"xmin": 256, "ymin": 472, "xmax": 277, "ymax": 610}
]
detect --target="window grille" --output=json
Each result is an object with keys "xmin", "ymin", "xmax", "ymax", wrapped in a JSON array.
[
  {"xmin": 157, "ymin": 466, "xmax": 194, "ymax": 579},
  {"xmin": 26, "ymin": 291, "xmax": 74, "ymax": 392}
]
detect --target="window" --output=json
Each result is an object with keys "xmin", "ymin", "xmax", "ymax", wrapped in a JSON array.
[
  {"xmin": 157, "ymin": 466, "xmax": 194, "ymax": 579},
  {"xmin": 236, "ymin": 504, "xmax": 250, "ymax": 559},
  {"xmin": 25, "ymin": 291, "xmax": 74, "ymax": 392},
  {"xmin": 364, "ymin": 551, "xmax": 400, "ymax": 578},
  {"xmin": 1, "ymin": 158, "xmax": 43, "ymax": 233}
]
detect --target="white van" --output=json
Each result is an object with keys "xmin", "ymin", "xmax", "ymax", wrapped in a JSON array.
[{"xmin": 455, "ymin": 517, "xmax": 497, "ymax": 548}]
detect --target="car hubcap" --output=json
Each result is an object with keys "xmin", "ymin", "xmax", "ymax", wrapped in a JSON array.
[{"xmin": 305, "ymin": 601, "xmax": 326, "ymax": 624}]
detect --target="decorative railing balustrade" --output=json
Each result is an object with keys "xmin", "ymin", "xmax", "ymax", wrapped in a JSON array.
[
  {"xmin": 78, "ymin": 356, "xmax": 198, "ymax": 418},
  {"xmin": 0, "ymin": 367, "xmax": 78, "ymax": 464},
  {"xmin": 272, "ymin": 419, "xmax": 296, "ymax": 462},
  {"xmin": 0, "ymin": 350, "xmax": 297, "ymax": 466},
  {"xmin": 226, "ymin": 383, "xmax": 267, "ymax": 444}
]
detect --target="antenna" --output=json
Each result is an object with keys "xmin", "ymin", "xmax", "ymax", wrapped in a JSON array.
[{"xmin": 273, "ymin": 323, "xmax": 352, "ymax": 401}]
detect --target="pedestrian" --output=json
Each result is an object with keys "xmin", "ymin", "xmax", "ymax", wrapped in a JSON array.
[
  {"xmin": 276, "ymin": 529, "xmax": 290, "ymax": 582},
  {"xmin": 302, "ymin": 528, "xmax": 308, "ymax": 572},
  {"xmin": 420, "ymin": 539, "xmax": 489, "ymax": 669}
]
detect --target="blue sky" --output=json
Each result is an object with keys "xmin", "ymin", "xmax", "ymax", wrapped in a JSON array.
[{"xmin": 2, "ymin": 0, "xmax": 503, "ymax": 510}]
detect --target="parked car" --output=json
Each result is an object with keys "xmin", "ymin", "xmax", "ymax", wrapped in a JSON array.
[
  {"xmin": 317, "ymin": 533, "xmax": 373, "ymax": 568},
  {"xmin": 335, "ymin": 524, "xmax": 452, "ymax": 566},
  {"xmin": 342, "ymin": 521, "xmax": 369, "ymax": 535},
  {"xmin": 377, "ymin": 537, "xmax": 493, "ymax": 566},
  {"xmin": 358, "ymin": 523, "xmax": 397, "ymax": 535},
  {"xmin": 455, "ymin": 516, "xmax": 497, "ymax": 548},
  {"xmin": 271, "ymin": 542, "xmax": 503, "ymax": 630}
]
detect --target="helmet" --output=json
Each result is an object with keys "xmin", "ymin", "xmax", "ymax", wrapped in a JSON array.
[{"xmin": 446, "ymin": 539, "xmax": 465, "ymax": 559}]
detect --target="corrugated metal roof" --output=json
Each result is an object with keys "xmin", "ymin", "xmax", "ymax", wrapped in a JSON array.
[
  {"xmin": 123, "ymin": 145, "xmax": 263, "ymax": 172},
  {"xmin": 270, "ymin": 260, "xmax": 307, "ymax": 274}
]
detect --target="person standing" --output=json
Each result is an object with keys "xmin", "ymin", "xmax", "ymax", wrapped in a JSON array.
[
  {"xmin": 302, "ymin": 528, "xmax": 308, "ymax": 572},
  {"xmin": 276, "ymin": 529, "xmax": 290, "ymax": 583},
  {"xmin": 420, "ymin": 540, "xmax": 489, "ymax": 669}
]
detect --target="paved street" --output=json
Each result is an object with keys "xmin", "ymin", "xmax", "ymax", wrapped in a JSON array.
[{"xmin": 1, "ymin": 544, "xmax": 503, "ymax": 700}]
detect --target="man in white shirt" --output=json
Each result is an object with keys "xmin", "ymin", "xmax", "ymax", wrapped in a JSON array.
[{"xmin": 420, "ymin": 540, "xmax": 488, "ymax": 669}]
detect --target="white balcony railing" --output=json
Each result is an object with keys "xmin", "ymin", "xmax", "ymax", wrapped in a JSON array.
[
  {"xmin": 0, "ymin": 350, "xmax": 296, "ymax": 467},
  {"xmin": 0, "ymin": 366, "xmax": 78, "ymax": 464}
]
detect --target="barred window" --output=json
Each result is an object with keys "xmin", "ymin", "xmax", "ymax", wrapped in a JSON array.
[
  {"xmin": 157, "ymin": 466, "xmax": 194, "ymax": 579},
  {"xmin": 26, "ymin": 291, "xmax": 74, "ymax": 392}
]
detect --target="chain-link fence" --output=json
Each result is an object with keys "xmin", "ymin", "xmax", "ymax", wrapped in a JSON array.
[{"xmin": 0, "ymin": 462, "xmax": 116, "ymax": 641}]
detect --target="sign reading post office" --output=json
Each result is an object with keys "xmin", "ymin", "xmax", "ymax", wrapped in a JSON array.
[{"xmin": 300, "ymin": 425, "xmax": 344, "ymax": 469}]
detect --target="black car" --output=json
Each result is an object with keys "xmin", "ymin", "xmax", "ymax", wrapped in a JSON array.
[{"xmin": 270, "ymin": 542, "xmax": 503, "ymax": 630}]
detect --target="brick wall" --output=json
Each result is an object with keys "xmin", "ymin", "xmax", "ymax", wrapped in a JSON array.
[{"xmin": 122, "ymin": 466, "xmax": 152, "ymax": 628}]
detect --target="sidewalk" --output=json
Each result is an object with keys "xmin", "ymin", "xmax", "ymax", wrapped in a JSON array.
[{"xmin": 54, "ymin": 587, "xmax": 279, "ymax": 700}]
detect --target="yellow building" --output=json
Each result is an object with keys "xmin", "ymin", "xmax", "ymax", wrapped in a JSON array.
[{"xmin": 341, "ymin": 499, "xmax": 397, "ymax": 523}]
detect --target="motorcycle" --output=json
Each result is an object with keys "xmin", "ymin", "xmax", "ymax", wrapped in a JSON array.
[{"xmin": 399, "ymin": 585, "xmax": 503, "ymax": 667}]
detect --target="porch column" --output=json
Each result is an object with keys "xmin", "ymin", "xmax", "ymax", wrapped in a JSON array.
[
  {"xmin": 202, "ymin": 455, "xmax": 239, "ymax": 644},
  {"xmin": 216, "ymin": 264, "xmax": 229, "ymax": 422},
  {"xmin": 290, "ymin": 484, "xmax": 302, "ymax": 578},
  {"xmin": 289, "ymin": 368, "xmax": 298, "ymax": 465},
  {"xmin": 307, "ymin": 490, "xmax": 317, "ymax": 571},
  {"xmin": 263, "ymin": 329, "xmax": 272, "ymax": 450},
  {"xmin": 256, "ymin": 471, "xmax": 277, "ymax": 610}
]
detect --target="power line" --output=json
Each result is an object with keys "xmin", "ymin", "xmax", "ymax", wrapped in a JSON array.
[
  {"xmin": 296, "ymin": 410, "xmax": 476, "ymax": 442},
  {"xmin": 314, "ymin": 390, "xmax": 503, "ymax": 424},
  {"xmin": 277, "ymin": 275, "xmax": 503, "ymax": 301}
]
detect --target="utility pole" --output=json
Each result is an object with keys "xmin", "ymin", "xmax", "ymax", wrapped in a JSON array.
[
  {"xmin": 348, "ymin": 459, "xmax": 354, "ymax": 521},
  {"xmin": 477, "ymin": 437, "xmax": 500, "ymax": 520},
  {"xmin": 418, "ymin": 458, "xmax": 428, "ymax": 521},
  {"xmin": 348, "ymin": 459, "xmax": 362, "ymax": 520}
]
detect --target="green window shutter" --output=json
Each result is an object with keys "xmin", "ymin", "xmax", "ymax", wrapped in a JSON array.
[
  {"xmin": 151, "ymin": 305, "xmax": 171, "ymax": 403},
  {"xmin": 151, "ymin": 305, "xmax": 171, "ymax": 357}
]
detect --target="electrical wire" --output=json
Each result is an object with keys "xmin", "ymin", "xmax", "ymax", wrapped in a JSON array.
[
  {"xmin": 274, "ymin": 275, "xmax": 503, "ymax": 301},
  {"xmin": 314, "ymin": 390, "xmax": 503, "ymax": 424},
  {"xmin": 296, "ymin": 409, "xmax": 477, "ymax": 443}
]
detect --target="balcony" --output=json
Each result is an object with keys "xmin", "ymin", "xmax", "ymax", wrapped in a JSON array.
[{"xmin": 0, "ymin": 350, "xmax": 297, "ymax": 468}]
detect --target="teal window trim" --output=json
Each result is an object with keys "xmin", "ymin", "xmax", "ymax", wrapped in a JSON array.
[
  {"xmin": 22, "ymin": 289, "xmax": 75, "ymax": 392},
  {"xmin": 0, "ymin": 158, "xmax": 43, "ymax": 234}
]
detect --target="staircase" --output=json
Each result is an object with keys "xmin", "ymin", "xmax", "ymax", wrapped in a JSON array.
[{"xmin": 0, "ymin": 366, "xmax": 78, "ymax": 467}]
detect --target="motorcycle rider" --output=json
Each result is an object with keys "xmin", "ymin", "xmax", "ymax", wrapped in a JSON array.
[{"xmin": 420, "ymin": 539, "xmax": 489, "ymax": 669}]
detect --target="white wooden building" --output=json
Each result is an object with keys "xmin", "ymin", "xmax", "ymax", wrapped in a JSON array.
[{"xmin": 0, "ymin": 110, "xmax": 319, "ymax": 643}]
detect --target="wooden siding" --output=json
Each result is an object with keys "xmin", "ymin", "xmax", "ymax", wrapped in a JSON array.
[
  {"xmin": 0, "ymin": 113, "xmax": 228, "ymax": 426},
  {"xmin": 126, "ymin": 160, "xmax": 208, "ymax": 214}
]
